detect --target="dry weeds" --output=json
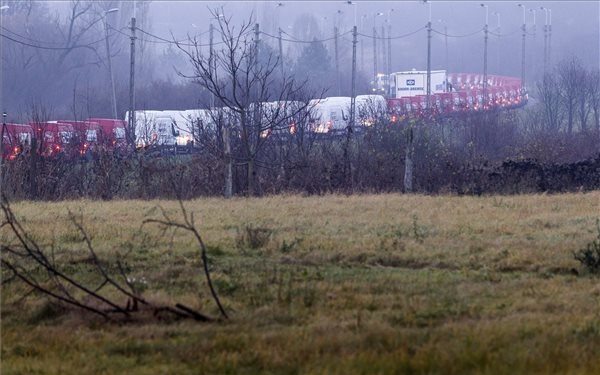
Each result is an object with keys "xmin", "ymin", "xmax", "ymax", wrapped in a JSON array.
[{"xmin": 2, "ymin": 192, "xmax": 600, "ymax": 374}]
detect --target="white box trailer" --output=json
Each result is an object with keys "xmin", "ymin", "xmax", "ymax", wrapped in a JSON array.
[
  {"xmin": 126, "ymin": 109, "xmax": 213, "ymax": 147},
  {"xmin": 390, "ymin": 70, "xmax": 448, "ymax": 98}
]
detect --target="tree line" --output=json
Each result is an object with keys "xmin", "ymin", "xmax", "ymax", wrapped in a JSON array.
[{"xmin": 2, "ymin": 7, "xmax": 599, "ymax": 201}]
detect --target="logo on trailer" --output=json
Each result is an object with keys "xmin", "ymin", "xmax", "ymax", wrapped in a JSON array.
[{"xmin": 406, "ymin": 79, "xmax": 416, "ymax": 86}]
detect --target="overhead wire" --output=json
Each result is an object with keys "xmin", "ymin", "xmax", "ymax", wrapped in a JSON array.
[
  {"xmin": 133, "ymin": 25, "xmax": 254, "ymax": 47},
  {"xmin": 275, "ymin": 28, "xmax": 351, "ymax": 43},
  {"xmin": 488, "ymin": 28, "xmax": 524, "ymax": 37},
  {"xmin": 358, "ymin": 26, "xmax": 426, "ymax": 40},
  {"xmin": 1, "ymin": 26, "xmax": 67, "ymax": 46},
  {"xmin": 431, "ymin": 27, "xmax": 484, "ymax": 38},
  {"xmin": 0, "ymin": 31, "xmax": 107, "ymax": 50}
]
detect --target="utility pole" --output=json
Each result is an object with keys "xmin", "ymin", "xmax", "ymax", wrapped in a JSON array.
[
  {"xmin": 387, "ymin": 8, "xmax": 394, "ymax": 94},
  {"xmin": 372, "ymin": 26, "xmax": 378, "ymax": 82},
  {"xmin": 438, "ymin": 19, "xmax": 449, "ymax": 76},
  {"xmin": 530, "ymin": 8, "xmax": 536, "ymax": 40},
  {"xmin": 209, "ymin": 23, "xmax": 214, "ymax": 108},
  {"xmin": 350, "ymin": 26, "xmax": 357, "ymax": 134},
  {"xmin": 387, "ymin": 22, "xmax": 392, "ymax": 92},
  {"xmin": 426, "ymin": 10, "xmax": 432, "ymax": 112},
  {"xmin": 278, "ymin": 27, "xmax": 284, "ymax": 77},
  {"xmin": 518, "ymin": 4, "xmax": 526, "ymax": 97},
  {"xmin": 103, "ymin": 8, "xmax": 119, "ymax": 119},
  {"xmin": 254, "ymin": 23, "xmax": 260, "ymax": 63},
  {"xmin": 541, "ymin": 7, "xmax": 548, "ymax": 74},
  {"xmin": 492, "ymin": 12, "xmax": 500, "ymax": 74},
  {"xmin": 381, "ymin": 25, "xmax": 387, "ymax": 78},
  {"xmin": 128, "ymin": 15, "xmax": 136, "ymax": 146},
  {"xmin": 529, "ymin": 8, "xmax": 537, "ymax": 81},
  {"xmin": 1, "ymin": 8, "xmax": 8, "ymax": 196},
  {"xmin": 334, "ymin": 26, "xmax": 340, "ymax": 96},
  {"xmin": 548, "ymin": 9, "xmax": 552, "ymax": 67},
  {"xmin": 360, "ymin": 15, "xmax": 366, "ymax": 73},
  {"xmin": 481, "ymin": 3, "xmax": 489, "ymax": 109},
  {"xmin": 0, "ymin": 111, "xmax": 6, "ymax": 198},
  {"xmin": 444, "ymin": 25, "xmax": 449, "ymax": 74}
]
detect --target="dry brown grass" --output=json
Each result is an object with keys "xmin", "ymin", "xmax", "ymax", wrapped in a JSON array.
[{"xmin": 2, "ymin": 192, "xmax": 600, "ymax": 374}]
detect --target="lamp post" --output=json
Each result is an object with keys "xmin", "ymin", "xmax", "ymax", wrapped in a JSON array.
[
  {"xmin": 437, "ymin": 19, "xmax": 448, "ymax": 75},
  {"xmin": 386, "ymin": 9, "xmax": 394, "ymax": 81},
  {"xmin": 334, "ymin": 10, "xmax": 342, "ymax": 95},
  {"xmin": 103, "ymin": 8, "xmax": 119, "ymax": 119},
  {"xmin": 481, "ymin": 3, "xmax": 489, "ymax": 108},
  {"xmin": 275, "ymin": 3, "xmax": 284, "ymax": 76},
  {"xmin": 518, "ymin": 3, "xmax": 526, "ymax": 95},
  {"xmin": 540, "ymin": 7, "xmax": 549, "ymax": 73},
  {"xmin": 548, "ymin": 9, "xmax": 552, "ymax": 66},
  {"xmin": 127, "ymin": 2, "xmax": 137, "ymax": 147},
  {"xmin": 372, "ymin": 12, "xmax": 384, "ymax": 84},
  {"xmin": 0, "ymin": 111, "xmax": 6, "ymax": 198},
  {"xmin": 346, "ymin": 0, "xmax": 357, "ymax": 27},
  {"xmin": 1, "ymin": 7, "xmax": 9, "ymax": 198},
  {"xmin": 360, "ymin": 14, "xmax": 367, "ymax": 72},
  {"xmin": 346, "ymin": 1, "xmax": 358, "ymax": 136},
  {"xmin": 423, "ymin": 0, "xmax": 432, "ymax": 110},
  {"xmin": 529, "ymin": 8, "xmax": 537, "ymax": 39},
  {"xmin": 492, "ymin": 11, "xmax": 500, "ymax": 73}
]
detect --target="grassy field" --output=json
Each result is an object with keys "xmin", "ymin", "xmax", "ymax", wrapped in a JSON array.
[{"xmin": 2, "ymin": 192, "xmax": 600, "ymax": 374}]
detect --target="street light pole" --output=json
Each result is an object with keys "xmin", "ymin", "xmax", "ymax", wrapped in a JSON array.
[
  {"xmin": 548, "ymin": 9, "xmax": 552, "ymax": 66},
  {"xmin": 0, "ymin": 6, "xmax": 8, "ymax": 195},
  {"xmin": 276, "ymin": 3, "xmax": 284, "ymax": 77},
  {"xmin": 373, "ymin": 12, "xmax": 384, "ymax": 84},
  {"xmin": 103, "ymin": 8, "xmax": 119, "ymax": 119},
  {"xmin": 128, "ymin": 11, "xmax": 136, "ymax": 146},
  {"xmin": 493, "ymin": 11, "xmax": 500, "ymax": 73},
  {"xmin": 423, "ymin": 0, "xmax": 432, "ymax": 111},
  {"xmin": 481, "ymin": 3, "xmax": 489, "ymax": 109},
  {"xmin": 438, "ymin": 19, "xmax": 448, "ymax": 75},
  {"xmin": 387, "ymin": 9, "xmax": 394, "ymax": 86},
  {"xmin": 540, "ymin": 7, "xmax": 548, "ymax": 74},
  {"xmin": 360, "ymin": 14, "xmax": 366, "ymax": 72},
  {"xmin": 518, "ymin": 3, "xmax": 526, "ymax": 96},
  {"xmin": 0, "ymin": 111, "xmax": 6, "ymax": 198},
  {"xmin": 529, "ymin": 8, "xmax": 536, "ymax": 39}
]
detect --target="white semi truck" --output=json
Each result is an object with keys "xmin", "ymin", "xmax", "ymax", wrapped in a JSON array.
[{"xmin": 388, "ymin": 69, "xmax": 449, "ymax": 98}]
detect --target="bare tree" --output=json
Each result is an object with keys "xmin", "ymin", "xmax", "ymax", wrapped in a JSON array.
[
  {"xmin": 176, "ymin": 9, "xmax": 313, "ymax": 196},
  {"xmin": 537, "ymin": 73, "xmax": 563, "ymax": 132},
  {"xmin": 589, "ymin": 70, "xmax": 600, "ymax": 136},
  {"xmin": 1, "ymin": 1, "xmax": 111, "ymax": 115},
  {"xmin": 1, "ymin": 197, "xmax": 227, "ymax": 322},
  {"xmin": 558, "ymin": 58, "xmax": 583, "ymax": 135}
]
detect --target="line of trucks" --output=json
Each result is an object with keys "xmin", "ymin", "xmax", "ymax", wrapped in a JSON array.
[{"xmin": 2, "ymin": 71, "xmax": 526, "ymax": 159}]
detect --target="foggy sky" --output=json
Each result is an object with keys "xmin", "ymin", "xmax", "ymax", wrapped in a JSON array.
[
  {"xmin": 44, "ymin": 0, "xmax": 599, "ymax": 79},
  {"xmin": 147, "ymin": 1, "xmax": 599, "ymax": 77}
]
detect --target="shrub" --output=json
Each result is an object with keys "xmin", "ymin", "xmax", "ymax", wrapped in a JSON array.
[
  {"xmin": 573, "ymin": 219, "xmax": 600, "ymax": 274},
  {"xmin": 236, "ymin": 225, "xmax": 273, "ymax": 250}
]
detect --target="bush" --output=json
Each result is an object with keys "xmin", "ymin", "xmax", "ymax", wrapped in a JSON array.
[
  {"xmin": 236, "ymin": 225, "xmax": 273, "ymax": 250},
  {"xmin": 573, "ymin": 219, "xmax": 600, "ymax": 274}
]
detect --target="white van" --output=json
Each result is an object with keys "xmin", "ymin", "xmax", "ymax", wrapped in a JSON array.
[{"xmin": 308, "ymin": 97, "xmax": 351, "ymax": 133}]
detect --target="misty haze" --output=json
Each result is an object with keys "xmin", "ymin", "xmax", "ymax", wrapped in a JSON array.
[{"xmin": 1, "ymin": 1, "xmax": 600, "ymax": 374}]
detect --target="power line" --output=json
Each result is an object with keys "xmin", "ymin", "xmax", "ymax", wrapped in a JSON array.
[
  {"xmin": 1, "ymin": 26, "xmax": 67, "ymax": 46},
  {"xmin": 272, "ymin": 29, "xmax": 351, "ymax": 44},
  {"xmin": 133, "ymin": 25, "xmax": 253, "ymax": 47},
  {"xmin": 431, "ymin": 27, "xmax": 484, "ymax": 38},
  {"xmin": 358, "ymin": 26, "xmax": 426, "ymax": 40},
  {"xmin": 0, "ymin": 32, "xmax": 106, "ymax": 50},
  {"xmin": 488, "ymin": 28, "xmax": 523, "ymax": 38}
]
